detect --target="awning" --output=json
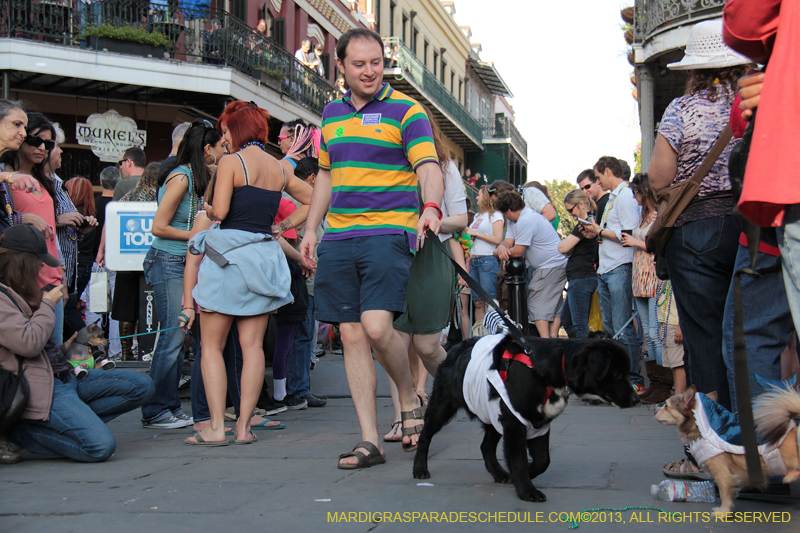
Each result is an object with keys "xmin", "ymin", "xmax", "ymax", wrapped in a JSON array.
[{"xmin": 468, "ymin": 59, "xmax": 513, "ymax": 97}]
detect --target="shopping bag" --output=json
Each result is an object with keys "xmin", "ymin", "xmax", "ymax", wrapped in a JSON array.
[
  {"xmin": 88, "ymin": 271, "xmax": 109, "ymax": 314},
  {"xmin": 588, "ymin": 291, "xmax": 603, "ymax": 332}
]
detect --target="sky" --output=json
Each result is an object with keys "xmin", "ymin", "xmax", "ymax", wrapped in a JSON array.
[{"xmin": 452, "ymin": 0, "xmax": 641, "ymax": 184}]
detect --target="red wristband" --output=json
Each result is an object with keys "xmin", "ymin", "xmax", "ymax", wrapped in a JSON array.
[{"xmin": 422, "ymin": 202, "xmax": 443, "ymax": 220}]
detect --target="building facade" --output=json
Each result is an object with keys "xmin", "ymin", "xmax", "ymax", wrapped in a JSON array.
[
  {"xmin": 633, "ymin": 0, "xmax": 725, "ymax": 170},
  {"xmin": 0, "ymin": 0, "xmax": 367, "ymax": 182}
]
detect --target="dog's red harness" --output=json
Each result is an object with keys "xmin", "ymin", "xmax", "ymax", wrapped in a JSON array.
[{"xmin": 499, "ymin": 350, "xmax": 570, "ymax": 404}]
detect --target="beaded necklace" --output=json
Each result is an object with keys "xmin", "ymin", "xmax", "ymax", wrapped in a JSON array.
[
  {"xmin": 656, "ymin": 280, "xmax": 673, "ymax": 342},
  {"xmin": 240, "ymin": 141, "xmax": 267, "ymax": 152}
]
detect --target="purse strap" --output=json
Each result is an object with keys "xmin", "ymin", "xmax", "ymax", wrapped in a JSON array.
[{"xmin": 684, "ymin": 124, "xmax": 732, "ymax": 189}]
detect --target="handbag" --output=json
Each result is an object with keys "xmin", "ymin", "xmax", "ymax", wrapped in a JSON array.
[
  {"xmin": 645, "ymin": 125, "xmax": 733, "ymax": 256},
  {"xmin": 587, "ymin": 291, "xmax": 603, "ymax": 332},
  {"xmin": 0, "ymin": 286, "xmax": 30, "ymax": 434},
  {"xmin": 88, "ymin": 270, "xmax": 109, "ymax": 314}
]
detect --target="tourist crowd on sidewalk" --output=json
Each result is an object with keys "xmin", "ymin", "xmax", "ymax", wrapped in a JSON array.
[{"xmin": 0, "ymin": 8, "xmax": 798, "ymax": 494}]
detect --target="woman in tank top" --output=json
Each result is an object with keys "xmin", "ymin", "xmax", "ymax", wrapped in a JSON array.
[
  {"xmin": 140, "ymin": 120, "xmax": 217, "ymax": 429},
  {"xmin": 186, "ymin": 101, "xmax": 312, "ymax": 446}
]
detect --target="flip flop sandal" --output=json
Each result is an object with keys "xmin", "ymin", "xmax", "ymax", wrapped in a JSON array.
[
  {"xmin": 662, "ymin": 458, "xmax": 714, "ymax": 481},
  {"xmin": 401, "ymin": 407, "xmax": 425, "ymax": 453},
  {"xmin": 383, "ymin": 421, "xmax": 402, "ymax": 443},
  {"xmin": 337, "ymin": 441, "xmax": 386, "ymax": 470},
  {"xmin": 251, "ymin": 419, "xmax": 286, "ymax": 430},
  {"xmin": 234, "ymin": 431, "xmax": 258, "ymax": 445},
  {"xmin": 185, "ymin": 433, "xmax": 230, "ymax": 447}
]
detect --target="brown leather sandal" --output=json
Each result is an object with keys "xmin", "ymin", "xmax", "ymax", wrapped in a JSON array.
[
  {"xmin": 401, "ymin": 407, "xmax": 425, "ymax": 452},
  {"xmin": 338, "ymin": 441, "xmax": 386, "ymax": 469}
]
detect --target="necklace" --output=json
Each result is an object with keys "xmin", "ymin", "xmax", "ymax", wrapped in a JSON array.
[
  {"xmin": 240, "ymin": 141, "xmax": 266, "ymax": 152},
  {"xmin": 656, "ymin": 280, "xmax": 672, "ymax": 342}
]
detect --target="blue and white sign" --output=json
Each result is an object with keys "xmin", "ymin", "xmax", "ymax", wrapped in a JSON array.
[{"xmin": 105, "ymin": 202, "xmax": 158, "ymax": 271}]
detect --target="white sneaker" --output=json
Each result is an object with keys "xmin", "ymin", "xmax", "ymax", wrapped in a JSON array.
[{"xmin": 142, "ymin": 416, "xmax": 189, "ymax": 429}]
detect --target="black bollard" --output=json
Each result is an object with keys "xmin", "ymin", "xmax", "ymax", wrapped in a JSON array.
[{"xmin": 506, "ymin": 257, "xmax": 528, "ymax": 330}]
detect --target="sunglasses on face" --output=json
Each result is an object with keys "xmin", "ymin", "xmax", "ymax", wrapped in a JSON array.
[
  {"xmin": 118, "ymin": 158, "xmax": 129, "ymax": 166},
  {"xmin": 582, "ymin": 184, "xmax": 593, "ymax": 191},
  {"xmin": 277, "ymin": 135, "xmax": 293, "ymax": 140},
  {"xmin": 25, "ymin": 134, "xmax": 55, "ymax": 151}
]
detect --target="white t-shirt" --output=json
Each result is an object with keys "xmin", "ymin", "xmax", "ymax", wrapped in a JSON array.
[
  {"xmin": 521, "ymin": 187, "xmax": 551, "ymax": 214},
  {"xmin": 507, "ymin": 207, "xmax": 567, "ymax": 270},
  {"xmin": 469, "ymin": 211, "xmax": 504, "ymax": 256},
  {"xmin": 438, "ymin": 160, "xmax": 468, "ymax": 242}
]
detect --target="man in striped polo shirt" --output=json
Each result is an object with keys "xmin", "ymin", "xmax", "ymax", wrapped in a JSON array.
[{"xmin": 300, "ymin": 28, "xmax": 443, "ymax": 469}]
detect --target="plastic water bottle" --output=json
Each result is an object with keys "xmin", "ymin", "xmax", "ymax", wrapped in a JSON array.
[{"xmin": 651, "ymin": 480, "xmax": 716, "ymax": 503}]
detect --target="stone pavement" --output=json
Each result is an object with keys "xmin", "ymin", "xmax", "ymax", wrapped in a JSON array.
[{"xmin": 2, "ymin": 354, "xmax": 799, "ymax": 533}]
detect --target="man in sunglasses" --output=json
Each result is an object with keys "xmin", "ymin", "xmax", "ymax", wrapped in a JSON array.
[
  {"xmin": 112, "ymin": 147, "xmax": 147, "ymax": 201},
  {"xmin": 576, "ymin": 168, "xmax": 609, "ymax": 223}
]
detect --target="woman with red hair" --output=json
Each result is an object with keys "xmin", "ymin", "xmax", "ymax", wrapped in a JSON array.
[{"xmin": 185, "ymin": 101, "xmax": 313, "ymax": 446}]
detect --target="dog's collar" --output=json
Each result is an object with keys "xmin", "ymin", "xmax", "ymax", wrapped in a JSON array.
[{"xmin": 500, "ymin": 349, "xmax": 566, "ymax": 404}]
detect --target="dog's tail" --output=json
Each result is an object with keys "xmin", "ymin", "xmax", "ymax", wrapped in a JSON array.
[{"xmin": 754, "ymin": 386, "xmax": 800, "ymax": 446}]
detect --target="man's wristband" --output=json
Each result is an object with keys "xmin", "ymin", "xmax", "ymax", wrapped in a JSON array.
[{"xmin": 422, "ymin": 202, "xmax": 443, "ymax": 220}]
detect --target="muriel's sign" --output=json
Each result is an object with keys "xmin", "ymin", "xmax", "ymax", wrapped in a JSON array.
[{"xmin": 76, "ymin": 110, "xmax": 147, "ymax": 162}]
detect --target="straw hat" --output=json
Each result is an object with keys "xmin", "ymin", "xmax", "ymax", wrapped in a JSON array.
[{"xmin": 667, "ymin": 19, "xmax": 751, "ymax": 71}]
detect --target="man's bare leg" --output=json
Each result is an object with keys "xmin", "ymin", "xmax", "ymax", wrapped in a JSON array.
[
  {"xmin": 338, "ymin": 321, "xmax": 380, "ymax": 467},
  {"xmin": 362, "ymin": 310, "xmax": 422, "ymax": 450},
  {"xmin": 534, "ymin": 320, "xmax": 551, "ymax": 338}
]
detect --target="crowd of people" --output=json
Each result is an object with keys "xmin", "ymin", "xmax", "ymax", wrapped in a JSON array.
[{"xmin": 0, "ymin": 12, "xmax": 798, "ymax": 489}]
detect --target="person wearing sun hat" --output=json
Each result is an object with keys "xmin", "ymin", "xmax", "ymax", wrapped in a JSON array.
[
  {"xmin": 0, "ymin": 224, "xmax": 155, "ymax": 463},
  {"xmin": 647, "ymin": 18, "xmax": 754, "ymax": 479}
]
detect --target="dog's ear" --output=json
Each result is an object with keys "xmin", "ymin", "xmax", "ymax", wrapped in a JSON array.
[
  {"xmin": 679, "ymin": 385, "xmax": 696, "ymax": 412},
  {"xmin": 588, "ymin": 352, "xmax": 612, "ymax": 379},
  {"xmin": 705, "ymin": 390, "xmax": 718, "ymax": 402},
  {"xmin": 92, "ymin": 319, "xmax": 101, "ymax": 327}
]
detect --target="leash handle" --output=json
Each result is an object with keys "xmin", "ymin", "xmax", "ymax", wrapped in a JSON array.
[{"xmin": 425, "ymin": 230, "xmax": 534, "ymax": 353}]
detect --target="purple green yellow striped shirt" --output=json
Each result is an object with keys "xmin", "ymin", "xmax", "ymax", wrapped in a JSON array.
[{"xmin": 318, "ymin": 82, "xmax": 438, "ymax": 251}]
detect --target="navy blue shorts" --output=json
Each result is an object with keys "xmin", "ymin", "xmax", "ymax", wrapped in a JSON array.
[{"xmin": 314, "ymin": 234, "xmax": 413, "ymax": 324}]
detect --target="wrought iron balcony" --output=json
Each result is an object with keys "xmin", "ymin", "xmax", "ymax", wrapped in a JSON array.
[
  {"xmin": 0, "ymin": 0, "xmax": 337, "ymax": 116},
  {"xmin": 385, "ymin": 37, "xmax": 482, "ymax": 149},
  {"xmin": 481, "ymin": 115, "xmax": 527, "ymax": 159},
  {"xmin": 633, "ymin": 0, "xmax": 725, "ymax": 42}
]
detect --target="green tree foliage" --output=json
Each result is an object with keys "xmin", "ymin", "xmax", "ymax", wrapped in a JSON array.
[{"xmin": 545, "ymin": 179, "xmax": 579, "ymax": 238}]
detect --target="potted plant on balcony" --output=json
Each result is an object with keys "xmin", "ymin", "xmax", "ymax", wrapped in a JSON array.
[
  {"xmin": 81, "ymin": 24, "xmax": 170, "ymax": 59},
  {"xmin": 258, "ymin": 68, "xmax": 285, "ymax": 92}
]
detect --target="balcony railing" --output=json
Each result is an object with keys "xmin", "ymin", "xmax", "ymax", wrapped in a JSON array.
[
  {"xmin": 0, "ymin": 0, "xmax": 337, "ymax": 116},
  {"xmin": 633, "ymin": 0, "xmax": 724, "ymax": 42},
  {"xmin": 386, "ymin": 37, "xmax": 483, "ymax": 144},
  {"xmin": 481, "ymin": 115, "xmax": 527, "ymax": 158}
]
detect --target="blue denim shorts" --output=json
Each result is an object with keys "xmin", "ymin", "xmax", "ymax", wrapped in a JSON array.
[{"xmin": 314, "ymin": 234, "xmax": 413, "ymax": 324}]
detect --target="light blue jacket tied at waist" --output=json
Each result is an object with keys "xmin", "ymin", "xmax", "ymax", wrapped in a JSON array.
[{"xmin": 189, "ymin": 225, "xmax": 293, "ymax": 316}]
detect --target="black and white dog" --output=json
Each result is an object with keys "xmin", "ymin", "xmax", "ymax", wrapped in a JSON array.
[{"xmin": 412, "ymin": 333, "xmax": 640, "ymax": 502}]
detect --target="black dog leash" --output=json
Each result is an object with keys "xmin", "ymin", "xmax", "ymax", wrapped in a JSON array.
[{"xmin": 425, "ymin": 230, "xmax": 535, "ymax": 355}]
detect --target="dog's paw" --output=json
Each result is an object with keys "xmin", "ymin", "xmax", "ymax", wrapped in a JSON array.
[
  {"xmin": 491, "ymin": 471, "xmax": 511, "ymax": 484},
  {"xmin": 412, "ymin": 467, "xmax": 431, "ymax": 479},
  {"xmin": 518, "ymin": 488, "xmax": 547, "ymax": 502}
]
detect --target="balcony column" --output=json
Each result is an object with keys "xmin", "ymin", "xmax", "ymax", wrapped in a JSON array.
[{"xmin": 636, "ymin": 63, "xmax": 655, "ymax": 171}]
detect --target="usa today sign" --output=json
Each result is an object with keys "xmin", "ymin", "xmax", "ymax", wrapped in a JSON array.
[{"xmin": 105, "ymin": 202, "xmax": 157, "ymax": 271}]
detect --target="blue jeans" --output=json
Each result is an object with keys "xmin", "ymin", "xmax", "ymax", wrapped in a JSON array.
[
  {"xmin": 469, "ymin": 255, "xmax": 499, "ymax": 302},
  {"xmin": 141, "ymin": 247, "xmax": 187, "ymax": 422},
  {"xmin": 597, "ymin": 263, "xmax": 643, "ymax": 385},
  {"xmin": 665, "ymin": 215, "xmax": 739, "ymax": 410},
  {"xmin": 9, "ymin": 370, "xmax": 154, "ymax": 462},
  {"xmin": 779, "ymin": 204, "xmax": 800, "ymax": 335},
  {"xmin": 723, "ymin": 244, "xmax": 794, "ymax": 412},
  {"xmin": 564, "ymin": 277, "xmax": 597, "ymax": 338},
  {"xmin": 635, "ymin": 296, "xmax": 662, "ymax": 365},
  {"xmin": 287, "ymin": 294, "xmax": 314, "ymax": 398},
  {"xmin": 191, "ymin": 323, "xmax": 243, "ymax": 422}
]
